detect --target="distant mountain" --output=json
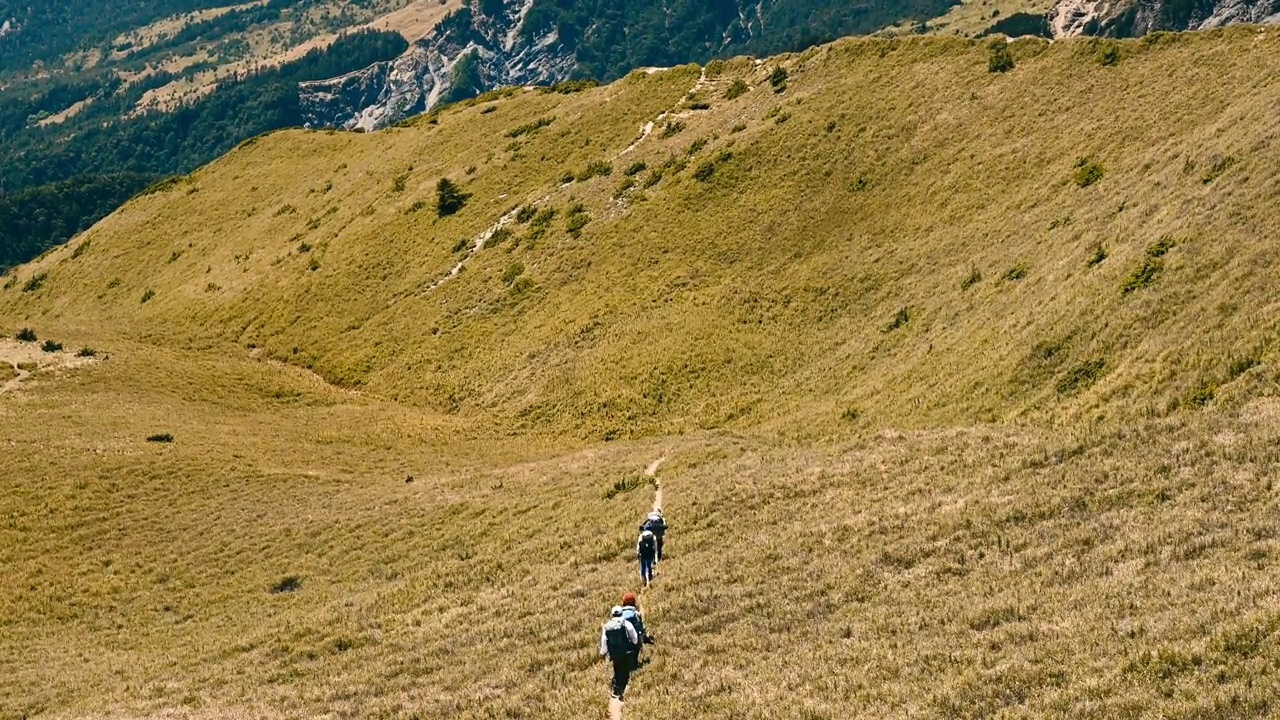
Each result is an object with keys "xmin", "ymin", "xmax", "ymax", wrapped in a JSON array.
[
  {"xmin": 1048, "ymin": 0, "xmax": 1280, "ymax": 36},
  {"xmin": 300, "ymin": 0, "xmax": 959, "ymax": 130}
]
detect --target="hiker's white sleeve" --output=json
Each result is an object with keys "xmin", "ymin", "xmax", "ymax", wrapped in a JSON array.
[
  {"xmin": 625, "ymin": 621, "xmax": 639, "ymax": 645},
  {"xmin": 599, "ymin": 629, "xmax": 608, "ymax": 656}
]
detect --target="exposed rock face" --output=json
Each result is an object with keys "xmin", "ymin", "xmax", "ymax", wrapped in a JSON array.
[
  {"xmin": 1046, "ymin": 0, "xmax": 1280, "ymax": 36},
  {"xmin": 300, "ymin": 0, "xmax": 574, "ymax": 131}
]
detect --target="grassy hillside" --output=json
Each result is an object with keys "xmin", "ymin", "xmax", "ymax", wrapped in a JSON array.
[
  {"xmin": 6, "ymin": 31, "xmax": 1280, "ymax": 439},
  {"xmin": 3, "ymin": 28, "xmax": 1280, "ymax": 719}
]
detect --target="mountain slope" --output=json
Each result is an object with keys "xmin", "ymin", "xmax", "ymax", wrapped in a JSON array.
[
  {"xmin": 3, "ymin": 30, "xmax": 1280, "ymax": 720},
  {"xmin": 6, "ymin": 30, "xmax": 1279, "ymax": 438},
  {"xmin": 300, "ymin": 0, "xmax": 961, "ymax": 129}
]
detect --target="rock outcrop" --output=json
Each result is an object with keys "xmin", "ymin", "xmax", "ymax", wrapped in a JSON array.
[
  {"xmin": 1046, "ymin": 0, "xmax": 1280, "ymax": 36},
  {"xmin": 300, "ymin": 1, "xmax": 574, "ymax": 131}
]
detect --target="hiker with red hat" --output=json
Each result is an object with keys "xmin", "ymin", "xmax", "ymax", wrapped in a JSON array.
[{"xmin": 620, "ymin": 591, "xmax": 653, "ymax": 670}]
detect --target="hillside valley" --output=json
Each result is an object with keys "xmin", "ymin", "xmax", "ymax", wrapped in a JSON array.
[{"xmin": 2, "ymin": 29, "xmax": 1280, "ymax": 719}]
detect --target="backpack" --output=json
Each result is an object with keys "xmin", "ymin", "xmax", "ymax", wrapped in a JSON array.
[
  {"xmin": 603, "ymin": 618, "xmax": 633, "ymax": 660},
  {"xmin": 644, "ymin": 513, "xmax": 666, "ymax": 536},
  {"xmin": 638, "ymin": 530, "xmax": 656, "ymax": 555},
  {"xmin": 621, "ymin": 607, "xmax": 646, "ymax": 640}
]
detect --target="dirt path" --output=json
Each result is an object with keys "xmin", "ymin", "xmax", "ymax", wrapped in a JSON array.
[
  {"xmin": 419, "ymin": 206, "xmax": 522, "ymax": 295},
  {"xmin": 606, "ymin": 456, "xmax": 666, "ymax": 720},
  {"xmin": 645, "ymin": 456, "xmax": 665, "ymax": 511},
  {"xmin": 0, "ymin": 339, "xmax": 97, "ymax": 395}
]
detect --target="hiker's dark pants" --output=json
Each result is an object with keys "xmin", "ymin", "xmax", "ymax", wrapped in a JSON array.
[
  {"xmin": 655, "ymin": 535, "xmax": 664, "ymax": 561},
  {"xmin": 639, "ymin": 553, "xmax": 656, "ymax": 583},
  {"xmin": 611, "ymin": 658, "xmax": 635, "ymax": 699}
]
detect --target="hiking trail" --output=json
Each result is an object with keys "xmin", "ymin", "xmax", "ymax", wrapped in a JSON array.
[
  {"xmin": 607, "ymin": 456, "xmax": 666, "ymax": 720},
  {"xmin": 0, "ymin": 339, "xmax": 97, "ymax": 395}
]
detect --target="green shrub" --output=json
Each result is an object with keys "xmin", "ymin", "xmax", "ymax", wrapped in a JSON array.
[
  {"xmin": 76, "ymin": 347, "xmax": 97, "ymax": 358},
  {"xmin": 146, "ymin": 433, "xmax": 174, "ymax": 443},
  {"xmin": 1094, "ymin": 41, "xmax": 1120, "ymax": 66},
  {"xmin": 436, "ymin": 178, "xmax": 470, "ymax": 216},
  {"xmin": 502, "ymin": 261, "xmax": 526, "ymax": 286},
  {"xmin": 884, "ymin": 306, "xmax": 910, "ymax": 332},
  {"xmin": 488, "ymin": 227, "xmax": 513, "ymax": 248},
  {"xmin": 643, "ymin": 170, "xmax": 664, "ymax": 188},
  {"xmin": 510, "ymin": 276, "xmax": 535, "ymax": 296},
  {"xmin": 691, "ymin": 151, "xmax": 734, "ymax": 182},
  {"xmin": 603, "ymin": 474, "xmax": 651, "ymax": 500},
  {"xmin": 1057, "ymin": 359, "xmax": 1105, "ymax": 394},
  {"xmin": 1122, "ymin": 238, "xmax": 1176, "ymax": 294},
  {"xmin": 22, "ymin": 273, "xmax": 47, "ymax": 293},
  {"xmin": 560, "ymin": 171, "xmax": 575, "ymax": 185},
  {"xmin": 841, "ymin": 407, "xmax": 861, "ymax": 421},
  {"xmin": 452, "ymin": 236, "xmax": 471, "ymax": 253},
  {"xmin": 168, "ymin": 250, "xmax": 183, "ymax": 264},
  {"xmin": 614, "ymin": 177, "xmax": 636, "ymax": 199},
  {"xmin": 391, "ymin": 171, "xmax": 410, "ymax": 193},
  {"xmin": 140, "ymin": 288, "xmax": 156, "ymax": 303},
  {"xmin": 1003, "ymin": 264, "xmax": 1028, "ymax": 281},
  {"xmin": 769, "ymin": 66, "xmax": 789, "ymax": 92},
  {"xmin": 505, "ymin": 116, "xmax": 554, "ymax": 138},
  {"xmin": 1087, "ymin": 243, "xmax": 1108, "ymax": 267},
  {"xmin": 725, "ymin": 78, "xmax": 749, "ymax": 100},
  {"xmin": 961, "ymin": 268, "xmax": 982, "ymax": 290},
  {"xmin": 406, "ymin": 199, "xmax": 428, "ymax": 214},
  {"xmin": 270, "ymin": 576, "xmax": 301, "ymax": 593},
  {"xmin": 660, "ymin": 121, "xmax": 686, "ymax": 138},
  {"xmin": 687, "ymin": 138, "xmax": 708, "ymax": 155},
  {"xmin": 575, "ymin": 161, "xmax": 613, "ymax": 181},
  {"xmin": 299, "ymin": 242, "xmax": 312, "ymax": 253},
  {"xmin": 566, "ymin": 211, "xmax": 590, "ymax": 237},
  {"xmin": 308, "ymin": 258, "xmax": 321, "ymax": 272},
  {"xmin": 41, "ymin": 339, "xmax": 62, "ymax": 352},
  {"xmin": 1187, "ymin": 384, "xmax": 1216, "ymax": 407},
  {"xmin": 623, "ymin": 161, "xmax": 647, "ymax": 176},
  {"xmin": 1228, "ymin": 355, "xmax": 1260, "ymax": 379},
  {"xmin": 1073, "ymin": 157, "xmax": 1105, "ymax": 188},
  {"xmin": 15, "ymin": 328, "xmax": 37, "ymax": 342},
  {"xmin": 70, "ymin": 239, "xmax": 92, "ymax": 259},
  {"xmin": 532, "ymin": 208, "xmax": 557, "ymax": 227},
  {"xmin": 988, "ymin": 40, "xmax": 1015, "ymax": 73},
  {"xmin": 516, "ymin": 205, "xmax": 537, "ymax": 223}
]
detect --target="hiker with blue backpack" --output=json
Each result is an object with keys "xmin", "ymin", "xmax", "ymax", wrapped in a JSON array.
[
  {"xmin": 637, "ymin": 528, "xmax": 658, "ymax": 585},
  {"xmin": 640, "ymin": 509, "xmax": 667, "ymax": 562},
  {"xmin": 599, "ymin": 605, "xmax": 641, "ymax": 702}
]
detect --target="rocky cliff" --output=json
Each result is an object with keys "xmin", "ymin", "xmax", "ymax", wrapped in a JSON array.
[
  {"xmin": 1047, "ymin": 0, "xmax": 1280, "ymax": 37},
  {"xmin": 299, "ymin": 0, "xmax": 961, "ymax": 130},
  {"xmin": 300, "ymin": 2, "xmax": 574, "ymax": 131}
]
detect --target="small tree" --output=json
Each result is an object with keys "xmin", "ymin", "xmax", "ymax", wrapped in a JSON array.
[
  {"xmin": 988, "ymin": 40, "xmax": 1015, "ymax": 73},
  {"xmin": 436, "ymin": 178, "xmax": 470, "ymax": 217},
  {"xmin": 769, "ymin": 67, "xmax": 789, "ymax": 92}
]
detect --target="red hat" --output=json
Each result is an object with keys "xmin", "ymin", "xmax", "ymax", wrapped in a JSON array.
[{"xmin": 622, "ymin": 592, "xmax": 637, "ymax": 606}]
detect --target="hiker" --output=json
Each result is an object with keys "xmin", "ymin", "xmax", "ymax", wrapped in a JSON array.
[
  {"xmin": 619, "ymin": 591, "xmax": 654, "ymax": 672},
  {"xmin": 640, "ymin": 509, "xmax": 667, "ymax": 562},
  {"xmin": 620, "ymin": 592, "xmax": 649, "ymax": 644},
  {"xmin": 599, "ymin": 605, "xmax": 640, "ymax": 701},
  {"xmin": 637, "ymin": 529, "xmax": 658, "ymax": 585}
]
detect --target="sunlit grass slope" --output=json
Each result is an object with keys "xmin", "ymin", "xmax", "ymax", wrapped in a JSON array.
[
  {"xmin": 5, "ymin": 29, "xmax": 1280, "ymax": 440},
  {"xmin": 4, "ymin": 27, "xmax": 1280, "ymax": 720}
]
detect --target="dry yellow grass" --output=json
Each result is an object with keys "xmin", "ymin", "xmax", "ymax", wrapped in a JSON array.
[{"xmin": 3, "ymin": 29, "xmax": 1280, "ymax": 719}]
